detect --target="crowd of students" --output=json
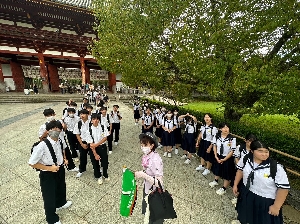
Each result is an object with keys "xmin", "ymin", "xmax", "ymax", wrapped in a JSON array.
[
  {"xmin": 28, "ymin": 96, "xmax": 290, "ymax": 224},
  {"xmin": 28, "ymin": 97, "xmax": 122, "ymax": 224},
  {"xmin": 133, "ymin": 98, "xmax": 290, "ymax": 224}
]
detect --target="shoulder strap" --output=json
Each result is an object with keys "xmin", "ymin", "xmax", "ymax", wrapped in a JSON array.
[
  {"xmin": 269, "ymin": 158, "xmax": 278, "ymax": 180},
  {"xmin": 107, "ymin": 113, "xmax": 110, "ymax": 123},
  {"xmin": 78, "ymin": 120, "xmax": 82, "ymax": 130},
  {"xmin": 44, "ymin": 139, "xmax": 58, "ymax": 165},
  {"xmin": 242, "ymin": 153, "xmax": 251, "ymax": 167},
  {"xmin": 89, "ymin": 123, "xmax": 94, "ymax": 143}
]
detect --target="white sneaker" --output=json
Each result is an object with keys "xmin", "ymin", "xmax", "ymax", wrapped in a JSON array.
[
  {"xmin": 54, "ymin": 221, "xmax": 61, "ymax": 224},
  {"xmin": 56, "ymin": 201, "xmax": 72, "ymax": 212},
  {"xmin": 175, "ymin": 148, "xmax": 178, "ymax": 154},
  {"xmin": 74, "ymin": 158, "xmax": 79, "ymax": 162},
  {"xmin": 163, "ymin": 152, "xmax": 168, "ymax": 157},
  {"xmin": 98, "ymin": 177, "xmax": 103, "ymax": 185},
  {"xmin": 76, "ymin": 172, "xmax": 83, "ymax": 178},
  {"xmin": 104, "ymin": 177, "xmax": 110, "ymax": 182},
  {"xmin": 209, "ymin": 180, "xmax": 219, "ymax": 188},
  {"xmin": 202, "ymin": 169, "xmax": 211, "ymax": 176},
  {"xmin": 195, "ymin": 165, "xmax": 205, "ymax": 171},
  {"xmin": 167, "ymin": 152, "xmax": 172, "ymax": 158},
  {"xmin": 181, "ymin": 154, "xmax": 187, "ymax": 159},
  {"xmin": 114, "ymin": 142, "xmax": 118, "ymax": 145},
  {"xmin": 216, "ymin": 187, "xmax": 226, "ymax": 195},
  {"xmin": 109, "ymin": 151, "xmax": 112, "ymax": 155},
  {"xmin": 69, "ymin": 167, "xmax": 79, "ymax": 172},
  {"xmin": 231, "ymin": 197, "xmax": 238, "ymax": 205},
  {"xmin": 158, "ymin": 144, "xmax": 163, "ymax": 149},
  {"xmin": 184, "ymin": 159, "xmax": 191, "ymax": 164}
]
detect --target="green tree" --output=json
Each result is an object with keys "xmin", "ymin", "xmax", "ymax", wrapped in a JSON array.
[{"xmin": 91, "ymin": 0, "xmax": 300, "ymax": 120}]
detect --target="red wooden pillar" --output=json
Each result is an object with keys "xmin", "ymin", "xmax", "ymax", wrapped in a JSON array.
[
  {"xmin": 10, "ymin": 61, "xmax": 25, "ymax": 91},
  {"xmin": 47, "ymin": 63, "xmax": 60, "ymax": 92},
  {"xmin": 85, "ymin": 66, "xmax": 90, "ymax": 84},
  {"xmin": 80, "ymin": 56, "xmax": 86, "ymax": 85},
  {"xmin": 38, "ymin": 53, "xmax": 49, "ymax": 92},
  {"xmin": 0, "ymin": 63, "xmax": 4, "ymax": 82},
  {"xmin": 108, "ymin": 72, "xmax": 116, "ymax": 93}
]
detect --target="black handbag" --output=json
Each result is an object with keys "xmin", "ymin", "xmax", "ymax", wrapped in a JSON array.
[{"xmin": 148, "ymin": 179, "xmax": 177, "ymax": 221}]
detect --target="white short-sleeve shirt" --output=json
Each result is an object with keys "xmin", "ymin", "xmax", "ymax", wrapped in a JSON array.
[
  {"xmin": 200, "ymin": 124, "xmax": 218, "ymax": 142},
  {"xmin": 142, "ymin": 113, "xmax": 154, "ymax": 126},
  {"xmin": 213, "ymin": 134, "xmax": 236, "ymax": 156},
  {"xmin": 237, "ymin": 155, "xmax": 290, "ymax": 199}
]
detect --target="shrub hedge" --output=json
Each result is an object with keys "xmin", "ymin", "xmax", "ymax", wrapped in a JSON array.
[{"xmin": 143, "ymin": 98, "xmax": 300, "ymax": 173}]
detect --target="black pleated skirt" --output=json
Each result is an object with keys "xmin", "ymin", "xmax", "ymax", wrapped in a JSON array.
[
  {"xmin": 173, "ymin": 128, "xmax": 182, "ymax": 144},
  {"xmin": 212, "ymin": 154, "xmax": 235, "ymax": 181},
  {"xmin": 236, "ymin": 185, "xmax": 283, "ymax": 224},
  {"xmin": 197, "ymin": 139, "xmax": 214, "ymax": 163},
  {"xmin": 182, "ymin": 133, "xmax": 196, "ymax": 153},
  {"xmin": 134, "ymin": 110, "xmax": 140, "ymax": 119},
  {"xmin": 161, "ymin": 131, "xmax": 175, "ymax": 146}
]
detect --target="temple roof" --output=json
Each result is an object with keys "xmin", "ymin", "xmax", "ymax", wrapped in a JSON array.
[{"xmin": 49, "ymin": 0, "xmax": 92, "ymax": 9}]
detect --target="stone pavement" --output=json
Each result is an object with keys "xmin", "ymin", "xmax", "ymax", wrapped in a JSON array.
[{"xmin": 0, "ymin": 101, "xmax": 242, "ymax": 224}]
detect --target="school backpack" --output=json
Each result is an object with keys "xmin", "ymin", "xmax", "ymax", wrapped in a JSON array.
[
  {"xmin": 242, "ymin": 153, "xmax": 278, "ymax": 180},
  {"xmin": 31, "ymin": 138, "xmax": 63, "ymax": 171}
]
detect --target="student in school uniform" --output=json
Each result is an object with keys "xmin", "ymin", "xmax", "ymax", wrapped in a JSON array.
[
  {"xmin": 39, "ymin": 109, "xmax": 79, "ymax": 172},
  {"xmin": 154, "ymin": 108, "xmax": 164, "ymax": 148},
  {"xmin": 86, "ymin": 104, "xmax": 94, "ymax": 120},
  {"xmin": 231, "ymin": 133, "xmax": 257, "ymax": 205},
  {"xmin": 195, "ymin": 113, "xmax": 218, "ymax": 175},
  {"xmin": 135, "ymin": 132, "xmax": 164, "ymax": 224},
  {"xmin": 29, "ymin": 120, "xmax": 72, "ymax": 224},
  {"xmin": 179, "ymin": 113, "xmax": 198, "ymax": 164},
  {"xmin": 173, "ymin": 109, "xmax": 181, "ymax": 155},
  {"xmin": 209, "ymin": 122, "xmax": 236, "ymax": 195},
  {"xmin": 80, "ymin": 98, "xmax": 89, "ymax": 110},
  {"xmin": 133, "ymin": 100, "xmax": 141, "ymax": 125},
  {"xmin": 64, "ymin": 108, "xmax": 81, "ymax": 161},
  {"xmin": 73, "ymin": 109, "xmax": 92, "ymax": 178},
  {"xmin": 99, "ymin": 107, "xmax": 113, "ymax": 154},
  {"xmin": 141, "ymin": 107, "xmax": 155, "ymax": 134},
  {"xmin": 110, "ymin": 105, "xmax": 122, "ymax": 145},
  {"xmin": 232, "ymin": 140, "xmax": 290, "ymax": 224},
  {"xmin": 62, "ymin": 101, "xmax": 79, "ymax": 120},
  {"xmin": 85, "ymin": 113, "xmax": 110, "ymax": 184},
  {"xmin": 162, "ymin": 111, "xmax": 176, "ymax": 158}
]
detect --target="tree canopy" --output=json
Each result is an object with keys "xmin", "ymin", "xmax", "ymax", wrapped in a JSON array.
[{"xmin": 91, "ymin": 0, "xmax": 300, "ymax": 120}]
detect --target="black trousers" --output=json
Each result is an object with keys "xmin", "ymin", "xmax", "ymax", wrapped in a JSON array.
[
  {"xmin": 107, "ymin": 131, "xmax": 113, "ymax": 151},
  {"xmin": 64, "ymin": 146, "xmax": 76, "ymax": 170},
  {"xmin": 111, "ymin": 123, "xmax": 120, "ymax": 142},
  {"xmin": 40, "ymin": 166, "xmax": 67, "ymax": 224},
  {"xmin": 66, "ymin": 131, "xmax": 78, "ymax": 158},
  {"xmin": 78, "ymin": 143, "xmax": 108, "ymax": 178},
  {"xmin": 78, "ymin": 141, "xmax": 90, "ymax": 173},
  {"xmin": 90, "ymin": 144, "xmax": 109, "ymax": 178}
]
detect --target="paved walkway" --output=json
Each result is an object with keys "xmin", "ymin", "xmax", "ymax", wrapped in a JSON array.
[{"xmin": 0, "ymin": 101, "xmax": 262, "ymax": 223}]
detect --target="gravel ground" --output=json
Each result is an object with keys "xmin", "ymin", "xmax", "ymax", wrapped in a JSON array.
[{"xmin": 0, "ymin": 101, "xmax": 294, "ymax": 224}]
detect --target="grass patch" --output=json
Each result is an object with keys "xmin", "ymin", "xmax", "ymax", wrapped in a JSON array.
[
  {"xmin": 182, "ymin": 101, "xmax": 224, "ymax": 117},
  {"xmin": 182, "ymin": 101, "xmax": 300, "ymax": 140}
]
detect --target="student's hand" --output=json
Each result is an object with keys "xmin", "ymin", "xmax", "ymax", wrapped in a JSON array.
[
  {"xmin": 64, "ymin": 159, "xmax": 68, "ymax": 165},
  {"xmin": 90, "ymin": 143, "xmax": 97, "ymax": 149},
  {"xmin": 269, "ymin": 204, "xmax": 281, "ymax": 216},
  {"xmin": 206, "ymin": 148, "xmax": 211, "ymax": 153},
  {"xmin": 50, "ymin": 165, "xmax": 60, "ymax": 172},
  {"xmin": 94, "ymin": 153, "xmax": 100, "ymax": 161},
  {"xmin": 135, "ymin": 170, "xmax": 145, "ymax": 179},
  {"xmin": 232, "ymin": 185, "xmax": 239, "ymax": 196},
  {"xmin": 81, "ymin": 143, "xmax": 88, "ymax": 150}
]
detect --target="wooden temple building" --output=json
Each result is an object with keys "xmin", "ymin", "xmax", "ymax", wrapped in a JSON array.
[{"xmin": 0, "ymin": 0, "xmax": 117, "ymax": 93}]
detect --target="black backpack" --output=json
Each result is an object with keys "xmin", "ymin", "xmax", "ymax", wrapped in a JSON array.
[
  {"xmin": 242, "ymin": 153, "xmax": 278, "ymax": 180},
  {"xmin": 31, "ymin": 138, "xmax": 63, "ymax": 171},
  {"xmin": 88, "ymin": 123, "xmax": 105, "ymax": 143}
]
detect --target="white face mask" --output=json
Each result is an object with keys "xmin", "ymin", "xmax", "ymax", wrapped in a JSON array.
[
  {"xmin": 166, "ymin": 113, "xmax": 172, "ymax": 117},
  {"xmin": 69, "ymin": 114, "xmax": 75, "ymax": 118},
  {"xmin": 174, "ymin": 112, "xmax": 178, "ymax": 115},
  {"xmin": 46, "ymin": 116, "xmax": 55, "ymax": 122},
  {"xmin": 141, "ymin": 146, "xmax": 151, "ymax": 155}
]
